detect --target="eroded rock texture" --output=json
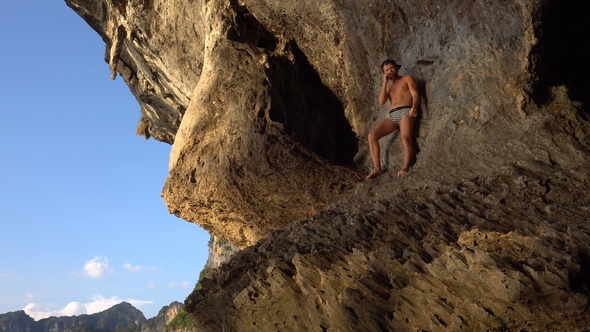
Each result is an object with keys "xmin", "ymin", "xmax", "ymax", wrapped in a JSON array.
[
  {"xmin": 66, "ymin": 0, "xmax": 590, "ymax": 330},
  {"xmin": 187, "ymin": 172, "xmax": 590, "ymax": 331}
]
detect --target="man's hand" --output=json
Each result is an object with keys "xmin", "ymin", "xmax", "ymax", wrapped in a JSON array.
[
  {"xmin": 383, "ymin": 72, "xmax": 391, "ymax": 83},
  {"xmin": 410, "ymin": 107, "xmax": 418, "ymax": 117}
]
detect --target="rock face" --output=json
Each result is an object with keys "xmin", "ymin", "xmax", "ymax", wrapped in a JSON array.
[
  {"xmin": 204, "ymin": 236, "xmax": 240, "ymax": 272},
  {"xmin": 186, "ymin": 173, "xmax": 590, "ymax": 331},
  {"xmin": 140, "ymin": 302, "xmax": 184, "ymax": 332},
  {"xmin": 66, "ymin": 0, "xmax": 364, "ymax": 247},
  {"xmin": 66, "ymin": 0, "xmax": 590, "ymax": 330}
]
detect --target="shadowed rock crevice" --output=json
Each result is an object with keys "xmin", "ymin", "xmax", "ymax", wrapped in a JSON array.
[
  {"xmin": 266, "ymin": 41, "xmax": 358, "ymax": 165},
  {"xmin": 532, "ymin": 0, "xmax": 590, "ymax": 112},
  {"xmin": 570, "ymin": 250, "xmax": 590, "ymax": 296},
  {"xmin": 228, "ymin": 4, "xmax": 279, "ymax": 52},
  {"xmin": 227, "ymin": 3, "xmax": 358, "ymax": 165},
  {"xmin": 229, "ymin": 3, "xmax": 278, "ymax": 52}
]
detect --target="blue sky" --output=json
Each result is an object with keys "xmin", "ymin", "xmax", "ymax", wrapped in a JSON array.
[{"xmin": 0, "ymin": 1, "xmax": 210, "ymax": 319}]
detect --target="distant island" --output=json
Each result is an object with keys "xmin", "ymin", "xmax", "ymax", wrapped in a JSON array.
[{"xmin": 0, "ymin": 302, "xmax": 192, "ymax": 332}]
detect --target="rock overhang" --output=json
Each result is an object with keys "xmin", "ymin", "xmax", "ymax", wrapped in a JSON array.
[{"xmin": 65, "ymin": 0, "xmax": 584, "ymax": 247}]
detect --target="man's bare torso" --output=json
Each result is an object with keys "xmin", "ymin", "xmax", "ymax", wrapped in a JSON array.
[{"xmin": 387, "ymin": 75, "xmax": 414, "ymax": 109}]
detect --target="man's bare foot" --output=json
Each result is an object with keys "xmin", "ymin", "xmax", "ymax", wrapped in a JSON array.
[
  {"xmin": 366, "ymin": 170, "xmax": 383, "ymax": 179},
  {"xmin": 397, "ymin": 168, "xmax": 409, "ymax": 176}
]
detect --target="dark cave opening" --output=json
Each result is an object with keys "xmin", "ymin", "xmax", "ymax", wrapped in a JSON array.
[
  {"xmin": 532, "ymin": 1, "xmax": 590, "ymax": 114},
  {"xmin": 264, "ymin": 41, "xmax": 359, "ymax": 165},
  {"xmin": 228, "ymin": 3, "xmax": 358, "ymax": 165}
]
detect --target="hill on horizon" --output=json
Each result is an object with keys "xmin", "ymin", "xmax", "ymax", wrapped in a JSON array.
[{"xmin": 0, "ymin": 301, "xmax": 190, "ymax": 332}]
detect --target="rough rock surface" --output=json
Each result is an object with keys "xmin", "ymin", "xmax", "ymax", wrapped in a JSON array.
[
  {"xmin": 187, "ymin": 171, "xmax": 590, "ymax": 331},
  {"xmin": 66, "ymin": 0, "xmax": 590, "ymax": 330}
]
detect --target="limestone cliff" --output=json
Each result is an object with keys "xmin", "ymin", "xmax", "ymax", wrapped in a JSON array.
[
  {"xmin": 194, "ymin": 235, "xmax": 240, "ymax": 286},
  {"xmin": 204, "ymin": 236, "xmax": 240, "ymax": 272},
  {"xmin": 66, "ymin": 0, "xmax": 590, "ymax": 330},
  {"xmin": 141, "ymin": 302, "xmax": 185, "ymax": 332}
]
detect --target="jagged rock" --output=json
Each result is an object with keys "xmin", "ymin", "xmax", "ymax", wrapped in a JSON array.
[
  {"xmin": 194, "ymin": 235, "xmax": 240, "ymax": 287},
  {"xmin": 141, "ymin": 302, "xmax": 183, "ymax": 332},
  {"xmin": 65, "ymin": 0, "xmax": 204, "ymax": 144},
  {"xmin": 67, "ymin": 0, "xmax": 365, "ymax": 247},
  {"xmin": 205, "ymin": 236, "xmax": 240, "ymax": 272},
  {"xmin": 186, "ymin": 172, "xmax": 590, "ymax": 331},
  {"xmin": 66, "ymin": 0, "xmax": 590, "ymax": 330}
]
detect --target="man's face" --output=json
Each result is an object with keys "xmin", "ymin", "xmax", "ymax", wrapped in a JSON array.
[{"xmin": 382, "ymin": 63, "xmax": 397, "ymax": 78}]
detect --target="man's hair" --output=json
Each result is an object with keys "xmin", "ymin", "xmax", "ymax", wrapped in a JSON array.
[{"xmin": 381, "ymin": 59, "xmax": 402, "ymax": 71}]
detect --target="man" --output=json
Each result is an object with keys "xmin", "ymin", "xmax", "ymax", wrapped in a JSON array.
[{"xmin": 366, "ymin": 59, "xmax": 420, "ymax": 179}]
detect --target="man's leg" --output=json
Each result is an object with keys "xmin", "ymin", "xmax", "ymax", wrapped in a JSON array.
[
  {"xmin": 367, "ymin": 118, "xmax": 398, "ymax": 179},
  {"xmin": 397, "ymin": 116, "xmax": 415, "ymax": 176}
]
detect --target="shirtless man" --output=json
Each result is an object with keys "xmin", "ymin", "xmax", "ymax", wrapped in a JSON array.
[{"xmin": 366, "ymin": 59, "xmax": 420, "ymax": 179}]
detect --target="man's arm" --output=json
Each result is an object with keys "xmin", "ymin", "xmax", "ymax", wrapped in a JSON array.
[
  {"xmin": 406, "ymin": 75, "xmax": 420, "ymax": 117},
  {"xmin": 378, "ymin": 72, "xmax": 390, "ymax": 105}
]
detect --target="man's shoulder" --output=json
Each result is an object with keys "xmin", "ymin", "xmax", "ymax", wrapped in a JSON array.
[{"xmin": 400, "ymin": 74, "xmax": 417, "ymax": 85}]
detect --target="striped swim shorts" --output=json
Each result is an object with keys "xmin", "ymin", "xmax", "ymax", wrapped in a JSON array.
[{"xmin": 386, "ymin": 106, "xmax": 411, "ymax": 124}]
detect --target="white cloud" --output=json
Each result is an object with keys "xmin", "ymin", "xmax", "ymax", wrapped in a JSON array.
[
  {"xmin": 24, "ymin": 303, "xmax": 54, "ymax": 320},
  {"xmin": 27, "ymin": 293, "xmax": 35, "ymax": 299},
  {"xmin": 126, "ymin": 299, "xmax": 153, "ymax": 311},
  {"xmin": 59, "ymin": 302, "xmax": 85, "ymax": 316},
  {"xmin": 23, "ymin": 302, "xmax": 84, "ymax": 320},
  {"xmin": 146, "ymin": 281, "xmax": 158, "ymax": 289},
  {"xmin": 84, "ymin": 295, "xmax": 123, "ymax": 314},
  {"xmin": 167, "ymin": 281, "xmax": 190, "ymax": 288},
  {"xmin": 83, "ymin": 256, "xmax": 113, "ymax": 278},
  {"xmin": 1, "ymin": 272, "xmax": 10, "ymax": 278},
  {"xmin": 23, "ymin": 302, "xmax": 86, "ymax": 320},
  {"xmin": 24, "ymin": 296, "xmax": 153, "ymax": 321},
  {"xmin": 123, "ymin": 263, "xmax": 143, "ymax": 273}
]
